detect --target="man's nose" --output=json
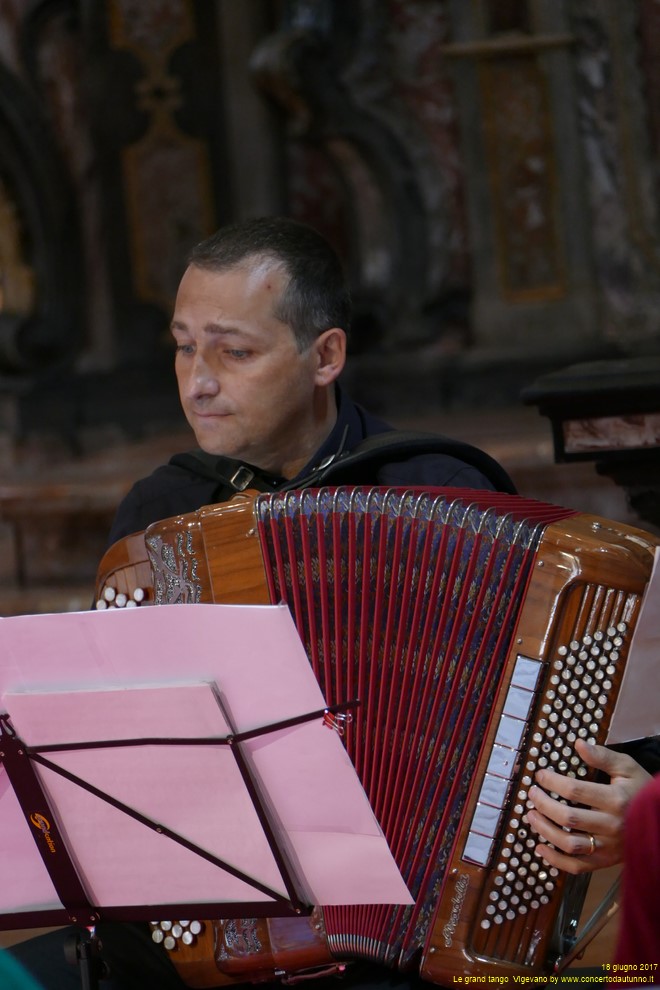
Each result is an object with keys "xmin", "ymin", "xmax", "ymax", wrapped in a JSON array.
[{"xmin": 185, "ymin": 352, "xmax": 220, "ymax": 400}]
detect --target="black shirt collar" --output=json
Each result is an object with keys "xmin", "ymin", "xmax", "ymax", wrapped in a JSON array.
[{"xmin": 292, "ymin": 385, "xmax": 371, "ymax": 482}]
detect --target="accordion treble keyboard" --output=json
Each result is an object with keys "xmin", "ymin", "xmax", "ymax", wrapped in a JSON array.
[{"xmin": 94, "ymin": 486, "xmax": 658, "ymax": 986}]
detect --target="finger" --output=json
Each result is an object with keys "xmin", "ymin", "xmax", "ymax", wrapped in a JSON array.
[
  {"xmin": 525, "ymin": 806, "xmax": 620, "ymax": 875},
  {"xmin": 527, "ymin": 783, "xmax": 617, "ymax": 836},
  {"xmin": 531, "ymin": 832, "xmax": 612, "ymax": 875},
  {"xmin": 534, "ymin": 767, "xmax": 627, "ymax": 818},
  {"xmin": 573, "ymin": 739, "xmax": 640, "ymax": 779},
  {"xmin": 525, "ymin": 801, "xmax": 602, "ymax": 855},
  {"xmin": 525, "ymin": 788, "xmax": 624, "ymax": 875}
]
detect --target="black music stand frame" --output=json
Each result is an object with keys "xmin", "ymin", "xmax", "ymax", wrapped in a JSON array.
[{"xmin": 0, "ymin": 695, "xmax": 356, "ymax": 989}]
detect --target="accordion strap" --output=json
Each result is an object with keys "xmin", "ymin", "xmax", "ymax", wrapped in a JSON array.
[
  {"xmin": 168, "ymin": 452, "xmax": 283, "ymax": 497},
  {"xmin": 168, "ymin": 429, "xmax": 517, "ymax": 498},
  {"xmin": 284, "ymin": 430, "xmax": 517, "ymax": 494}
]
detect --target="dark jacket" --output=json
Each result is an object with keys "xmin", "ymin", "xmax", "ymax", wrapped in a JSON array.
[{"xmin": 108, "ymin": 388, "xmax": 507, "ymax": 544}]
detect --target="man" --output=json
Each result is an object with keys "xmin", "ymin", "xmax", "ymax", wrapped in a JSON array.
[
  {"xmin": 9, "ymin": 217, "xmax": 652, "ymax": 988},
  {"xmin": 105, "ymin": 216, "xmax": 508, "ymax": 545}
]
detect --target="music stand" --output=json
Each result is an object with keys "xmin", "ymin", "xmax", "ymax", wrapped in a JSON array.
[{"xmin": 0, "ymin": 604, "xmax": 412, "ymax": 987}]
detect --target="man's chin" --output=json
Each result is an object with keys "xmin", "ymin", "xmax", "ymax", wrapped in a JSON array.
[
  {"xmin": 190, "ymin": 424, "xmax": 234, "ymax": 457},
  {"xmin": 197, "ymin": 442, "xmax": 239, "ymax": 458},
  {"xmin": 193, "ymin": 435, "xmax": 246, "ymax": 461}
]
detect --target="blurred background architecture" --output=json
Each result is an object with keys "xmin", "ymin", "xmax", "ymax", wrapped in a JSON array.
[
  {"xmin": 1, "ymin": 0, "xmax": 658, "ymax": 969},
  {"xmin": 0, "ymin": 0, "xmax": 659, "ymax": 614}
]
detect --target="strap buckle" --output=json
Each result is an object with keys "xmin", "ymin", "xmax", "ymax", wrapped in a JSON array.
[{"xmin": 229, "ymin": 465, "xmax": 256, "ymax": 492}]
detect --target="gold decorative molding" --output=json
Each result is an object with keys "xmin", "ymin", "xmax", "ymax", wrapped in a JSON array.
[
  {"xmin": 441, "ymin": 32, "xmax": 574, "ymax": 59},
  {"xmin": 0, "ymin": 177, "xmax": 36, "ymax": 315}
]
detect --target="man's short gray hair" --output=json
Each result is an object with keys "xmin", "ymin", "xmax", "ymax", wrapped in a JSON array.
[{"xmin": 188, "ymin": 216, "xmax": 351, "ymax": 351}]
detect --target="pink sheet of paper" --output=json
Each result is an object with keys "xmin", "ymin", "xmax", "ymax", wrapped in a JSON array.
[
  {"xmin": 607, "ymin": 547, "xmax": 660, "ymax": 744},
  {"xmin": 0, "ymin": 604, "xmax": 412, "ymax": 918}
]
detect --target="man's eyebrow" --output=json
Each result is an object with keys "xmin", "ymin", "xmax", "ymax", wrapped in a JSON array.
[{"xmin": 170, "ymin": 320, "xmax": 249, "ymax": 337}]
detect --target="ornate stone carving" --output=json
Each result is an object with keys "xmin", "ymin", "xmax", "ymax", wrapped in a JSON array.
[
  {"xmin": 250, "ymin": 1, "xmax": 465, "ymax": 349},
  {"xmin": 569, "ymin": 0, "xmax": 660, "ymax": 353},
  {"xmin": 106, "ymin": 0, "xmax": 215, "ymax": 312}
]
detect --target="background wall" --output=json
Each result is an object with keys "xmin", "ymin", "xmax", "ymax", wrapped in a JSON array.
[
  {"xmin": 2, "ymin": 0, "xmax": 660, "ymax": 433},
  {"xmin": 0, "ymin": 6, "xmax": 653, "ymax": 967},
  {"xmin": 0, "ymin": 0, "xmax": 658, "ymax": 611}
]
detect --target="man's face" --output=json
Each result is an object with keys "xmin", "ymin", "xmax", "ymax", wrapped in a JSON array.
[{"xmin": 171, "ymin": 261, "xmax": 334, "ymax": 476}]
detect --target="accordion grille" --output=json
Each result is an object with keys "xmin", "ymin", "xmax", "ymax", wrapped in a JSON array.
[{"xmin": 254, "ymin": 487, "xmax": 556, "ymax": 965}]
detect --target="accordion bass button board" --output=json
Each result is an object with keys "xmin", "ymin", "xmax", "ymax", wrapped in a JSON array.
[{"xmin": 95, "ymin": 487, "xmax": 659, "ymax": 986}]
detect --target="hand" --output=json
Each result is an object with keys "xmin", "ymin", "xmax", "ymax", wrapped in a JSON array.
[{"xmin": 525, "ymin": 739, "xmax": 651, "ymax": 874}]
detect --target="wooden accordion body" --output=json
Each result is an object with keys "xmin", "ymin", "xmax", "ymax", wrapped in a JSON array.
[{"xmin": 96, "ymin": 487, "xmax": 659, "ymax": 988}]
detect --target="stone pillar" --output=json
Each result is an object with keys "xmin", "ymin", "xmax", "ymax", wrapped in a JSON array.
[{"xmin": 445, "ymin": 0, "xmax": 597, "ymax": 359}]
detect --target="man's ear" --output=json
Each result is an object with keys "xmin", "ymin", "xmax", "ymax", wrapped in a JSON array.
[{"xmin": 313, "ymin": 328, "xmax": 346, "ymax": 386}]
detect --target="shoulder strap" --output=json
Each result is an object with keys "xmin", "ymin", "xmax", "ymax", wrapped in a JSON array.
[
  {"xmin": 169, "ymin": 430, "xmax": 516, "ymax": 496},
  {"xmin": 283, "ymin": 430, "xmax": 517, "ymax": 494},
  {"xmin": 168, "ymin": 450, "xmax": 282, "ymax": 494}
]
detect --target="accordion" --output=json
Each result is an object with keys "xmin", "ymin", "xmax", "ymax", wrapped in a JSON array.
[{"xmin": 96, "ymin": 486, "xmax": 658, "ymax": 988}]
